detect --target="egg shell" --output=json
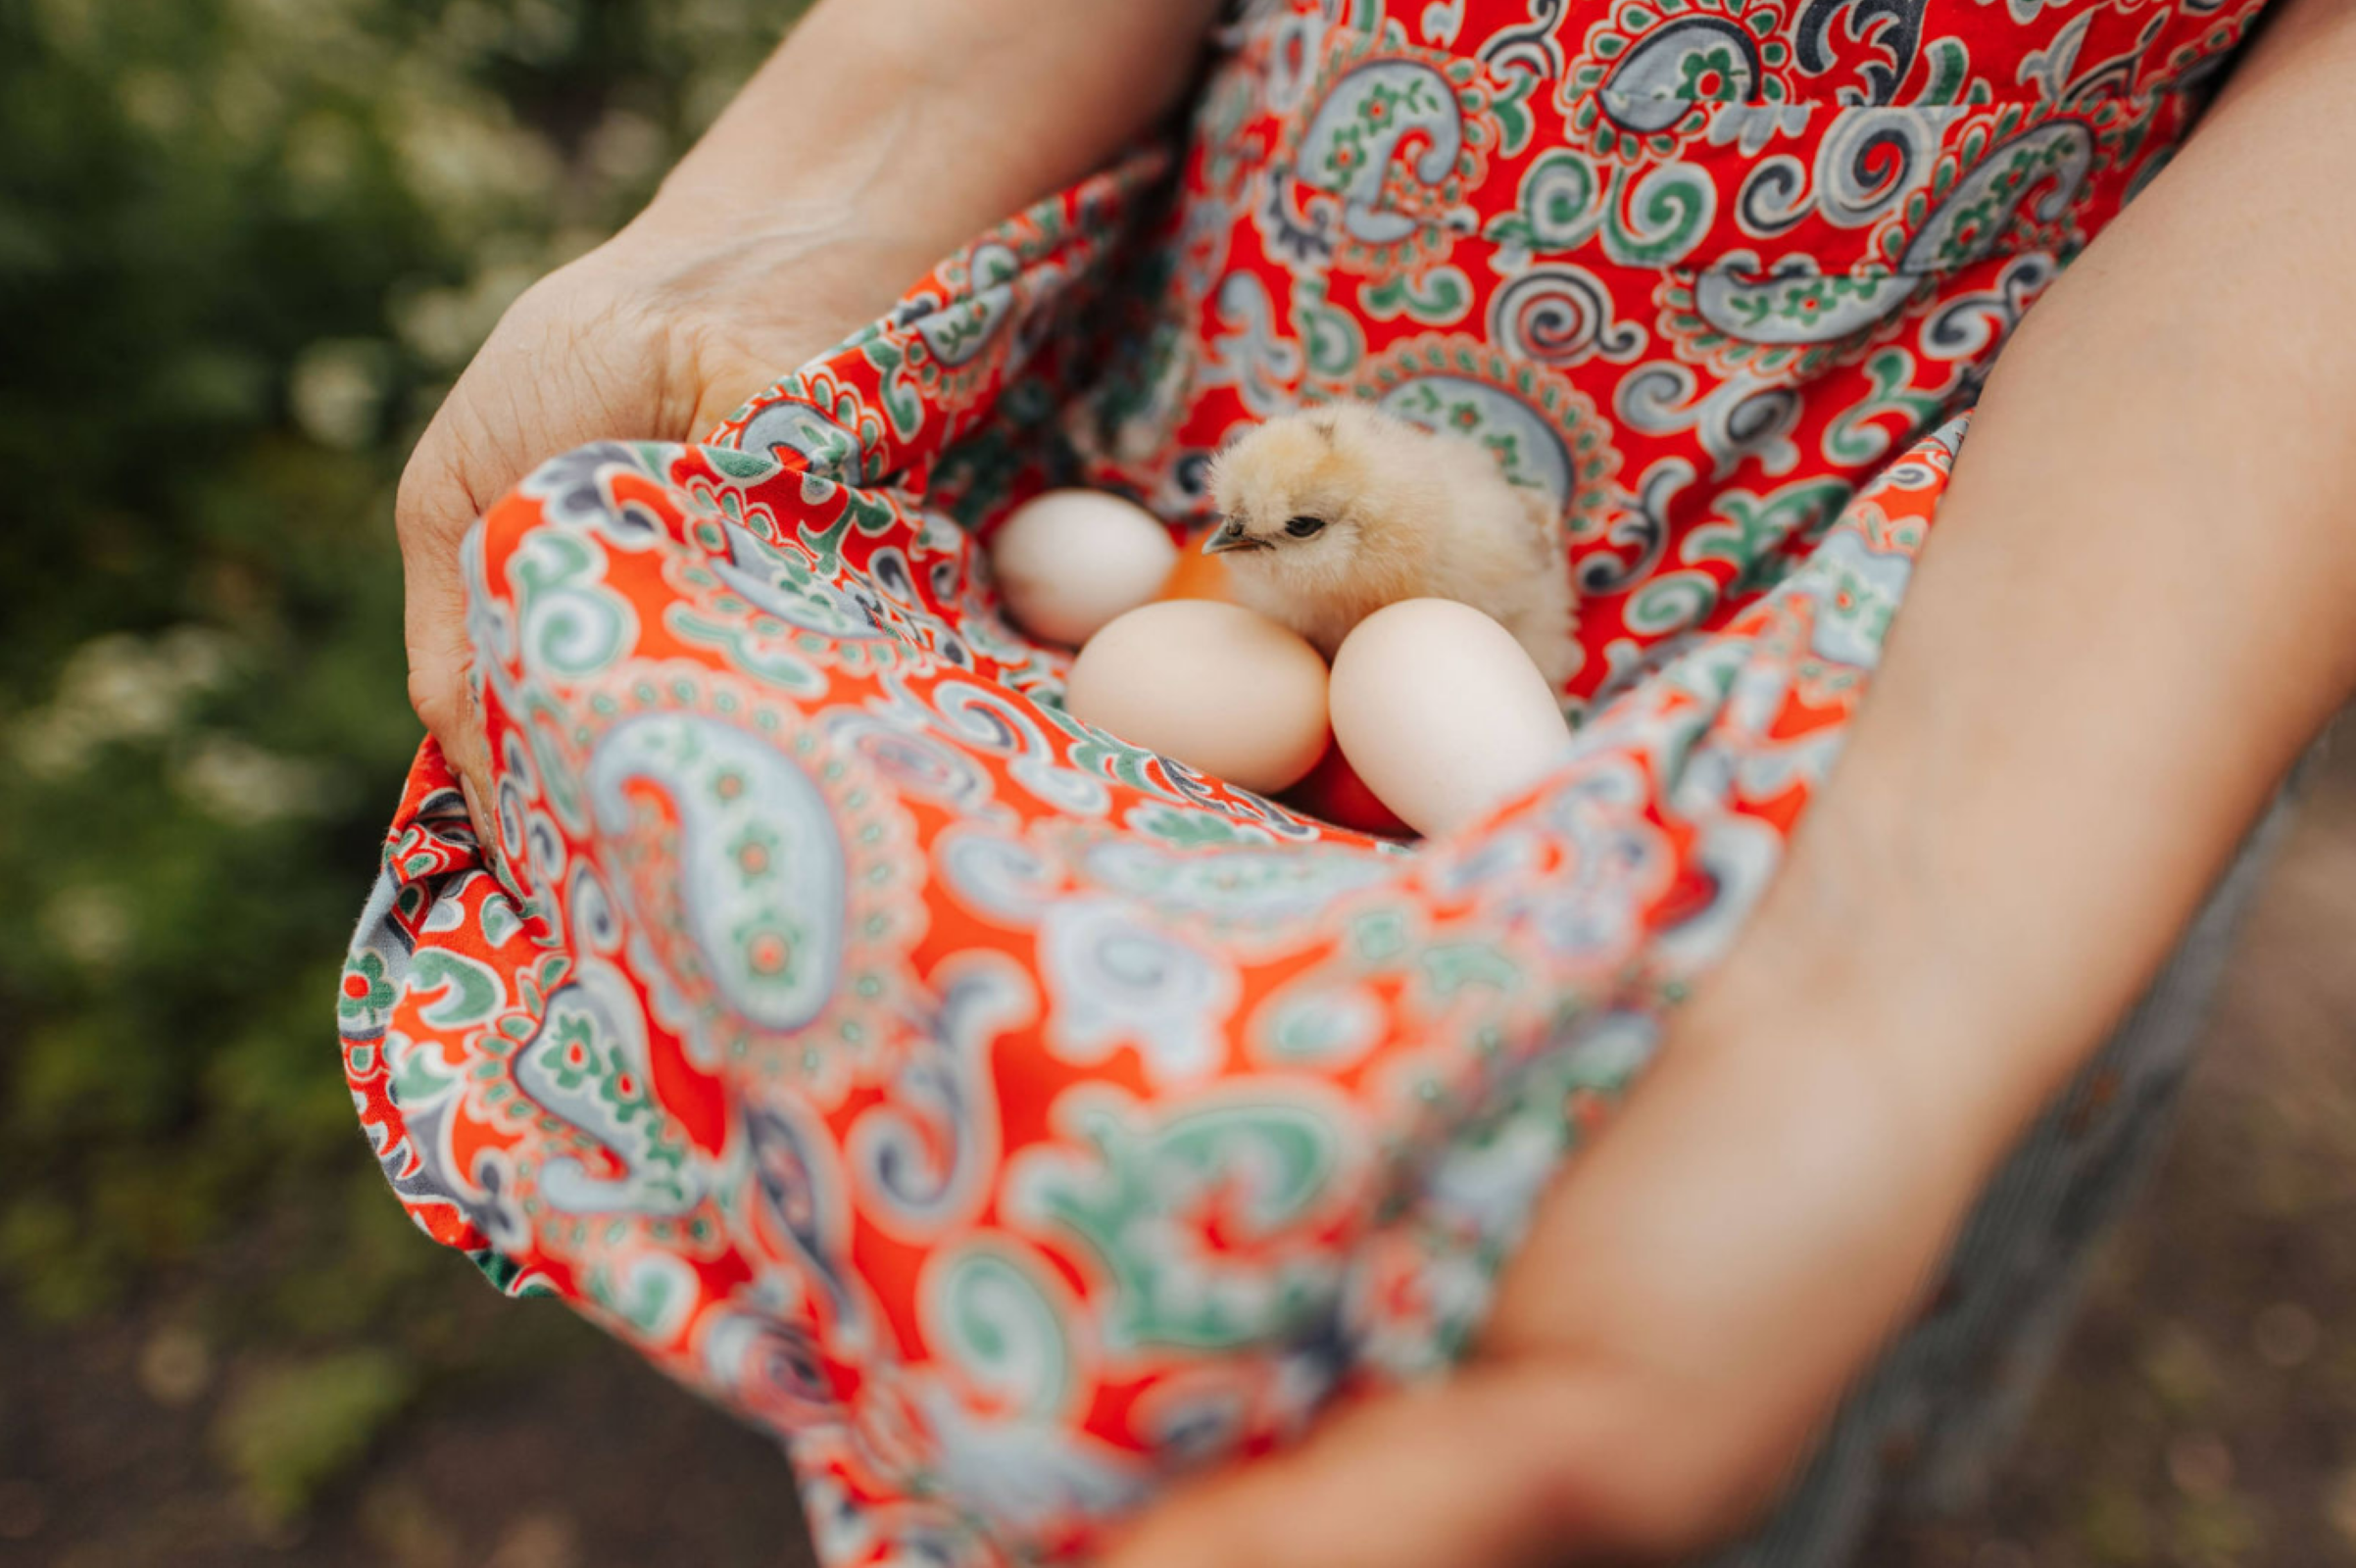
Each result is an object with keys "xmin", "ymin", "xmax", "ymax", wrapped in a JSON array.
[
  {"xmin": 1153, "ymin": 546, "xmax": 1241, "ymax": 604},
  {"xmin": 1064, "ymin": 601, "xmax": 1330, "ymax": 796},
  {"xmin": 1285, "ymin": 742, "xmax": 1415, "ymax": 838},
  {"xmin": 989, "ymin": 489, "xmax": 1178, "ymax": 647},
  {"xmin": 1328, "ymin": 598, "xmax": 1573, "ymax": 838}
]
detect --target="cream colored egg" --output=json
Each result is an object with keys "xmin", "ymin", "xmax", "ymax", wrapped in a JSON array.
[
  {"xmin": 989, "ymin": 489, "xmax": 1179, "ymax": 647},
  {"xmin": 1064, "ymin": 601, "xmax": 1330, "ymax": 795},
  {"xmin": 1329, "ymin": 598, "xmax": 1573, "ymax": 838}
]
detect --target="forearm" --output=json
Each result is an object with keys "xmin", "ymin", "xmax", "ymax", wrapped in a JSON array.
[
  {"xmin": 1705, "ymin": 0, "xmax": 2356, "ymax": 1181},
  {"xmin": 619, "ymin": 0, "xmax": 1222, "ymax": 318}
]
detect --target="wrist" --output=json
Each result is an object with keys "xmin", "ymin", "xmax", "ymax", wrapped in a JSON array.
[{"xmin": 1676, "ymin": 804, "xmax": 2040, "ymax": 1196}]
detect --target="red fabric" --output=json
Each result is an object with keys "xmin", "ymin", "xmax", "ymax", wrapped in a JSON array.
[{"xmin": 341, "ymin": 3, "xmax": 2263, "ymax": 1562}]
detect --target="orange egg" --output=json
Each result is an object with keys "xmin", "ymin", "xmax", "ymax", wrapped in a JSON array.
[
  {"xmin": 1153, "ymin": 546, "xmax": 1241, "ymax": 604},
  {"xmin": 1285, "ymin": 743, "xmax": 1416, "ymax": 838}
]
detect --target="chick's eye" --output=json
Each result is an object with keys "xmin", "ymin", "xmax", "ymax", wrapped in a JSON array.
[{"xmin": 1284, "ymin": 514, "xmax": 1327, "ymax": 539}]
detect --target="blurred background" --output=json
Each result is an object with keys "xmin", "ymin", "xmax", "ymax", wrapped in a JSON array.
[{"xmin": 0, "ymin": 2, "xmax": 2350, "ymax": 1565}]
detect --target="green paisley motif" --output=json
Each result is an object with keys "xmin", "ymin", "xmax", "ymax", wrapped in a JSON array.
[
  {"xmin": 340, "ymin": 949, "xmax": 396, "ymax": 1026},
  {"xmin": 1600, "ymin": 162, "xmax": 1715, "ymax": 269},
  {"xmin": 1484, "ymin": 149, "xmax": 1607, "ymax": 256},
  {"xmin": 1294, "ymin": 275, "xmax": 1368, "ymax": 378},
  {"xmin": 1627, "ymin": 568, "xmax": 1723, "ymax": 635},
  {"xmin": 1679, "ymin": 477, "xmax": 1852, "ymax": 596},
  {"xmin": 411, "ymin": 950, "xmax": 506, "ymax": 1030},
  {"xmin": 798, "ymin": 487, "xmax": 903, "ymax": 565},
  {"xmin": 1361, "ymin": 265, "xmax": 1475, "ymax": 325},
  {"xmin": 1822, "ymin": 349, "xmax": 1949, "ymax": 467},
  {"xmin": 511, "ymin": 528, "xmax": 635, "ymax": 680},
  {"xmin": 1121, "ymin": 805, "xmax": 1275, "ymax": 851},
  {"xmin": 924, "ymin": 1245, "xmax": 1075, "ymax": 1417},
  {"xmin": 1012, "ymin": 1096, "xmax": 1350, "ymax": 1351},
  {"xmin": 1038, "ymin": 702, "xmax": 1178, "ymax": 797}
]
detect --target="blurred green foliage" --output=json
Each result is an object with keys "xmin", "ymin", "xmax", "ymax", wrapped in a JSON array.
[
  {"xmin": 0, "ymin": 0, "xmax": 803, "ymax": 1361},
  {"xmin": 214, "ymin": 1348, "xmax": 418, "ymax": 1527}
]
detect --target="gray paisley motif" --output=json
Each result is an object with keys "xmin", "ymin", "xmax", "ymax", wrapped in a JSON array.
[
  {"xmin": 823, "ymin": 709, "xmax": 1004, "ymax": 819},
  {"xmin": 587, "ymin": 712, "xmax": 847, "ymax": 1033},
  {"xmin": 516, "ymin": 440, "xmax": 666, "ymax": 539},
  {"xmin": 1477, "ymin": 0, "xmax": 1570, "ymax": 84},
  {"xmin": 1199, "ymin": 272, "xmax": 1305, "ymax": 419},
  {"xmin": 1616, "ymin": 364, "xmax": 1801, "ymax": 480},
  {"xmin": 913, "ymin": 242, "xmax": 1021, "ymax": 368},
  {"xmin": 1598, "ymin": 19, "xmax": 1759, "ymax": 132},
  {"xmin": 1898, "ymin": 120, "xmax": 2095, "ymax": 273},
  {"xmin": 1377, "ymin": 373, "xmax": 1575, "ymax": 508},
  {"xmin": 1736, "ymin": 153, "xmax": 1815, "ymax": 238},
  {"xmin": 1078, "ymin": 840, "xmax": 1395, "ymax": 925},
  {"xmin": 1296, "ymin": 59, "xmax": 1465, "ymax": 243},
  {"xmin": 849, "ymin": 955, "xmax": 1032, "ymax": 1231},
  {"xmin": 513, "ymin": 965, "xmax": 700, "ymax": 1217},
  {"xmin": 1794, "ymin": 0, "xmax": 1932, "ymax": 103},
  {"xmin": 700, "ymin": 1309, "xmax": 837, "ymax": 1429},
  {"xmin": 914, "ymin": 1381, "xmax": 1147, "ymax": 1538},
  {"xmin": 1816, "ymin": 105, "xmax": 1959, "ymax": 228},
  {"xmin": 1578, "ymin": 456, "xmax": 1690, "ymax": 597},
  {"xmin": 712, "ymin": 517, "xmax": 888, "ymax": 638},
  {"xmin": 739, "ymin": 401, "xmax": 870, "ymax": 485},
  {"xmin": 936, "ymin": 828, "xmax": 1058, "ymax": 924},
  {"xmin": 1921, "ymin": 249, "xmax": 2059, "ymax": 362},
  {"xmin": 742, "ymin": 1099, "xmax": 854, "ymax": 1311},
  {"xmin": 928, "ymin": 679, "xmax": 1113, "ymax": 815},
  {"xmin": 1693, "ymin": 254, "xmax": 1921, "ymax": 345},
  {"xmin": 1799, "ymin": 521, "xmax": 1914, "ymax": 668},
  {"xmin": 1489, "ymin": 265, "xmax": 1645, "ymax": 366},
  {"xmin": 1040, "ymin": 900, "xmax": 1238, "ymax": 1088}
]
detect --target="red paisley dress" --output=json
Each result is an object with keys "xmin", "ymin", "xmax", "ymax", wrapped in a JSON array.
[{"xmin": 340, "ymin": 1, "xmax": 2267, "ymax": 1562}]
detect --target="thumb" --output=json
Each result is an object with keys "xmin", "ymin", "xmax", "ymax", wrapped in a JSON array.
[
  {"xmin": 687, "ymin": 346, "xmax": 790, "ymax": 443},
  {"xmin": 396, "ymin": 438, "xmax": 497, "ymax": 834},
  {"xmin": 1100, "ymin": 1363, "xmax": 1681, "ymax": 1568}
]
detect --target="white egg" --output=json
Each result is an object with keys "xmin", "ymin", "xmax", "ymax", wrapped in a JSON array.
[
  {"xmin": 988, "ymin": 489, "xmax": 1179, "ymax": 647},
  {"xmin": 1064, "ymin": 601, "xmax": 1330, "ymax": 796},
  {"xmin": 1329, "ymin": 598, "xmax": 1574, "ymax": 838}
]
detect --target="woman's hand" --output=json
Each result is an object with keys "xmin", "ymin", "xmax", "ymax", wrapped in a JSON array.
[
  {"xmin": 1105, "ymin": 960, "xmax": 1991, "ymax": 1568},
  {"xmin": 395, "ymin": 224, "xmax": 885, "ymax": 813},
  {"xmin": 395, "ymin": 0, "xmax": 1224, "ymax": 814},
  {"xmin": 1108, "ymin": 0, "xmax": 2356, "ymax": 1561}
]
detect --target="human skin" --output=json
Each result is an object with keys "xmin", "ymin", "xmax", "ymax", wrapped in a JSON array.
[
  {"xmin": 394, "ymin": 0, "xmax": 2356, "ymax": 1562},
  {"xmin": 395, "ymin": 0, "xmax": 1229, "ymax": 808}
]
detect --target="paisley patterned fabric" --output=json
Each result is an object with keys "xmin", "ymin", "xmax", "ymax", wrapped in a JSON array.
[{"xmin": 340, "ymin": 1, "xmax": 2266, "ymax": 1561}]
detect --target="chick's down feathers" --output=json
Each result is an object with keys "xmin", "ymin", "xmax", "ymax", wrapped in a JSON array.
[{"xmin": 1203, "ymin": 403, "xmax": 1578, "ymax": 688}]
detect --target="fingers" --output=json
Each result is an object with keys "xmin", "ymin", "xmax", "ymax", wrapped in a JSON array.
[
  {"xmin": 393, "ymin": 274, "xmax": 658, "ymax": 834},
  {"xmin": 1101, "ymin": 1364, "xmax": 1670, "ymax": 1568},
  {"xmin": 1483, "ymin": 985, "xmax": 1975, "ymax": 1434},
  {"xmin": 1104, "ymin": 974, "xmax": 1993, "ymax": 1568},
  {"xmin": 1462, "ymin": 986, "xmax": 1988, "ymax": 1558},
  {"xmin": 396, "ymin": 416, "xmax": 499, "ymax": 825}
]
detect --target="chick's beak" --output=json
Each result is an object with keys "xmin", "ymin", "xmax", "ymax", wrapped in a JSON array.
[{"xmin": 1203, "ymin": 518, "xmax": 1253, "ymax": 555}]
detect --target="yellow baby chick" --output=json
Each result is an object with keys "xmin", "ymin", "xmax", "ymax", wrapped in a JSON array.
[{"xmin": 1203, "ymin": 403, "xmax": 1578, "ymax": 687}]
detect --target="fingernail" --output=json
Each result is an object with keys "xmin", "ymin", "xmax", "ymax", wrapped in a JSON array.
[{"xmin": 458, "ymin": 773, "xmax": 493, "ymax": 850}]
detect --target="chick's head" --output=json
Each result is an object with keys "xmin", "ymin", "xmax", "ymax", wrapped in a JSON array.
[{"xmin": 1203, "ymin": 404, "xmax": 1430, "ymax": 591}]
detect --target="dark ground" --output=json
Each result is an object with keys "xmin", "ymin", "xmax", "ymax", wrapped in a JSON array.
[{"xmin": 6, "ymin": 746, "xmax": 2352, "ymax": 1568}]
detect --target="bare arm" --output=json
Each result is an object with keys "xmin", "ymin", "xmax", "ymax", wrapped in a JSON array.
[
  {"xmin": 1110, "ymin": 0, "xmax": 2356, "ymax": 1560},
  {"xmin": 397, "ymin": 0, "xmax": 1222, "ymax": 808}
]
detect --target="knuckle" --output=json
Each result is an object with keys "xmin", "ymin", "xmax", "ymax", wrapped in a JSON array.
[{"xmin": 405, "ymin": 665, "xmax": 457, "ymax": 734}]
